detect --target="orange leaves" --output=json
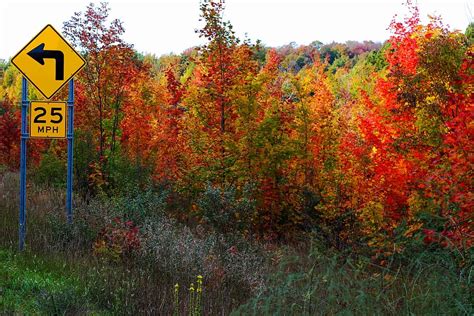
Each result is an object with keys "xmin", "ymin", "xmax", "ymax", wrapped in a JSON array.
[
  {"xmin": 341, "ymin": 1, "xmax": 474, "ymax": 252},
  {"xmin": 4, "ymin": 0, "xmax": 468, "ymax": 251}
]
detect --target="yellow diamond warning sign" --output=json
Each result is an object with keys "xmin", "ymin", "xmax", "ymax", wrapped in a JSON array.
[
  {"xmin": 11, "ymin": 24, "xmax": 85, "ymax": 99},
  {"xmin": 30, "ymin": 101, "xmax": 67, "ymax": 138}
]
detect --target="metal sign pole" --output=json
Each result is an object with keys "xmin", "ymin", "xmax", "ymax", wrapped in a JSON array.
[
  {"xmin": 66, "ymin": 79, "xmax": 74, "ymax": 224},
  {"xmin": 13, "ymin": 24, "xmax": 84, "ymax": 248},
  {"xmin": 19, "ymin": 77, "xmax": 29, "ymax": 251}
]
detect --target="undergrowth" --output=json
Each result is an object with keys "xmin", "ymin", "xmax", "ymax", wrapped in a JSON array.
[
  {"xmin": 1, "ymin": 171, "xmax": 472, "ymax": 314},
  {"xmin": 0, "ymin": 249, "xmax": 100, "ymax": 314},
  {"xmin": 233, "ymin": 243, "xmax": 474, "ymax": 315}
]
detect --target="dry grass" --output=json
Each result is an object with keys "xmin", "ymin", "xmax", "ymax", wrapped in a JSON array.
[
  {"xmin": 0, "ymin": 171, "xmax": 270, "ymax": 314},
  {"xmin": 2, "ymin": 171, "xmax": 471, "ymax": 315}
]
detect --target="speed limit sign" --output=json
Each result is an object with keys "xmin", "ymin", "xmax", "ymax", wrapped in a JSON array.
[{"xmin": 30, "ymin": 101, "xmax": 67, "ymax": 138}]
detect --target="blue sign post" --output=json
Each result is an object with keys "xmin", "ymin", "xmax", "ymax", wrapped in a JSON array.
[
  {"xmin": 66, "ymin": 79, "xmax": 74, "ymax": 224},
  {"xmin": 19, "ymin": 77, "xmax": 28, "ymax": 251},
  {"xmin": 18, "ymin": 78, "xmax": 76, "ymax": 250}
]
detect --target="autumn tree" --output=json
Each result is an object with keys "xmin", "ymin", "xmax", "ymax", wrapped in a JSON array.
[
  {"xmin": 63, "ymin": 2, "xmax": 144, "ymax": 191},
  {"xmin": 182, "ymin": 0, "xmax": 259, "ymax": 185},
  {"xmin": 120, "ymin": 56, "xmax": 189, "ymax": 184},
  {"xmin": 0, "ymin": 97, "xmax": 20, "ymax": 170},
  {"xmin": 338, "ymin": 1, "xmax": 473, "ymax": 253}
]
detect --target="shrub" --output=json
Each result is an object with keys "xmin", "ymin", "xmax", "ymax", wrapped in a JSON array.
[
  {"xmin": 93, "ymin": 217, "xmax": 141, "ymax": 263},
  {"xmin": 111, "ymin": 186, "xmax": 169, "ymax": 225},
  {"xmin": 45, "ymin": 213, "xmax": 97, "ymax": 252},
  {"xmin": 197, "ymin": 183, "xmax": 256, "ymax": 234},
  {"xmin": 140, "ymin": 217, "xmax": 268, "ymax": 310},
  {"xmin": 32, "ymin": 150, "xmax": 67, "ymax": 188}
]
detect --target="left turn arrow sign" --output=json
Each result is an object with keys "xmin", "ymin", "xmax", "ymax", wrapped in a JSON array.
[{"xmin": 27, "ymin": 43, "xmax": 65, "ymax": 81}]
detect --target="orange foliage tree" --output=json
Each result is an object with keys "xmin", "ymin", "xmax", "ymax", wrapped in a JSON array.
[
  {"xmin": 339, "ymin": 1, "xmax": 473, "ymax": 253},
  {"xmin": 63, "ymin": 2, "xmax": 145, "ymax": 191}
]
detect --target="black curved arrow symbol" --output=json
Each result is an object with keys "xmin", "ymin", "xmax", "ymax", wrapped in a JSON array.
[{"xmin": 27, "ymin": 43, "xmax": 64, "ymax": 80}]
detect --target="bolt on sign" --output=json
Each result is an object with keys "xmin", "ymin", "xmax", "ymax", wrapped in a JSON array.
[
  {"xmin": 11, "ymin": 24, "xmax": 85, "ymax": 99},
  {"xmin": 30, "ymin": 101, "xmax": 67, "ymax": 138}
]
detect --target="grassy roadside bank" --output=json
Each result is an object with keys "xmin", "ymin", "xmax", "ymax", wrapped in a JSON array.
[{"xmin": 0, "ymin": 248, "xmax": 103, "ymax": 314}]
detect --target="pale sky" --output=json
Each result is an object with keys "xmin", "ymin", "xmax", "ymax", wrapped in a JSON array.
[{"xmin": 0, "ymin": 0, "xmax": 472, "ymax": 60}]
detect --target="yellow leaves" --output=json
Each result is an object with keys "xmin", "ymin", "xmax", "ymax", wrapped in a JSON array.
[
  {"xmin": 383, "ymin": 273, "xmax": 395, "ymax": 282},
  {"xmin": 407, "ymin": 191, "xmax": 434, "ymax": 217},
  {"xmin": 425, "ymin": 95, "xmax": 436, "ymax": 104},
  {"xmin": 403, "ymin": 222, "xmax": 423, "ymax": 237},
  {"xmin": 370, "ymin": 146, "xmax": 378, "ymax": 158},
  {"xmin": 359, "ymin": 201, "xmax": 384, "ymax": 228},
  {"xmin": 150, "ymin": 118, "xmax": 159, "ymax": 131}
]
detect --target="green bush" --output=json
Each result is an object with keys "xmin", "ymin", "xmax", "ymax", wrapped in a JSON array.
[
  {"xmin": 36, "ymin": 287, "xmax": 86, "ymax": 315},
  {"xmin": 73, "ymin": 130, "xmax": 96, "ymax": 196},
  {"xmin": 45, "ymin": 211, "xmax": 97, "ymax": 252},
  {"xmin": 32, "ymin": 150, "xmax": 67, "ymax": 188},
  {"xmin": 197, "ymin": 183, "xmax": 256, "ymax": 234},
  {"xmin": 107, "ymin": 152, "xmax": 154, "ymax": 195},
  {"xmin": 111, "ymin": 186, "xmax": 169, "ymax": 225}
]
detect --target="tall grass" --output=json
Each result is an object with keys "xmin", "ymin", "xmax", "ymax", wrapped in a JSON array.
[
  {"xmin": 1, "ymin": 171, "xmax": 472, "ymax": 314},
  {"xmin": 0, "ymin": 171, "xmax": 269, "ymax": 314},
  {"xmin": 233, "ymin": 243, "xmax": 473, "ymax": 315},
  {"xmin": 0, "ymin": 249, "xmax": 100, "ymax": 314}
]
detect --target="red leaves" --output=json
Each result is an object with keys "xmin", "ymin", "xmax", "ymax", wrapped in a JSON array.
[
  {"xmin": 93, "ymin": 216, "xmax": 141, "ymax": 262},
  {"xmin": 422, "ymin": 229, "xmax": 436, "ymax": 245},
  {"xmin": 386, "ymin": 1, "xmax": 420, "ymax": 76},
  {"xmin": 422, "ymin": 226, "xmax": 472, "ymax": 250},
  {"xmin": 166, "ymin": 68, "xmax": 185, "ymax": 107},
  {"xmin": 0, "ymin": 99, "xmax": 20, "ymax": 170}
]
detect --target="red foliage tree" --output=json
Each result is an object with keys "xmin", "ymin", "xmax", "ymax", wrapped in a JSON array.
[{"xmin": 0, "ymin": 98, "xmax": 20, "ymax": 170}]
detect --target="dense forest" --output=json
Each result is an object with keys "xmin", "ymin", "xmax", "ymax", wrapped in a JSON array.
[{"xmin": 0, "ymin": 0, "xmax": 472, "ymax": 314}]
